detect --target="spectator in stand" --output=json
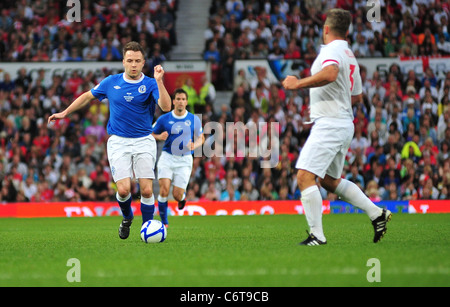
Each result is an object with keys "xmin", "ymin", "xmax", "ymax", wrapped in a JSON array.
[
  {"xmin": 241, "ymin": 10, "xmax": 258, "ymax": 33},
  {"xmin": 420, "ymin": 80, "xmax": 439, "ymax": 103},
  {"xmin": 269, "ymin": 3, "xmax": 286, "ymax": 26},
  {"xmin": 365, "ymin": 179, "xmax": 382, "ymax": 202},
  {"xmin": 147, "ymin": 43, "xmax": 167, "ymax": 76},
  {"xmin": 284, "ymin": 38, "xmax": 301, "ymax": 59},
  {"xmin": 402, "ymin": 101, "xmax": 421, "ymax": 133},
  {"xmin": 0, "ymin": 73, "xmax": 15, "ymax": 93},
  {"xmin": 267, "ymin": 39, "xmax": 285, "ymax": 60},
  {"xmin": 437, "ymin": 34, "xmax": 450, "ymax": 55},
  {"xmin": 270, "ymin": 28, "xmax": 288, "ymax": 51},
  {"xmin": 220, "ymin": 181, "xmax": 241, "ymax": 201},
  {"xmin": 201, "ymin": 181, "xmax": 221, "ymax": 201},
  {"xmin": 250, "ymin": 82, "xmax": 269, "ymax": 116},
  {"xmin": 65, "ymin": 71, "xmax": 84, "ymax": 97},
  {"xmin": 345, "ymin": 162, "xmax": 366, "ymax": 189},
  {"xmin": 401, "ymin": 133, "xmax": 422, "ymax": 164},
  {"xmin": 181, "ymin": 78, "xmax": 199, "ymax": 113},
  {"xmin": 99, "ymin": 36, "xmax": 122, "ymax": 61},
  {"xmin": 84, "ymin": 113, "xmax": 106, "ymax": 144},
  {"xmin": 51, "ymin": 43, "xmax": 69, "ymax": 62},
  {"xmin": 204, "ymin": 41, "xmax": 221, "ymax": 63},
  {"xmin": 82, "ymin": 38, "xmax": 101, "ymax": 61},
  {"xmin": 240, "ymin": 178, "xmax": 259, "ymax": 200},
  {"xmin": 185, "ymin": 187, "xmax": 199, "ymax": 202},
  {"xmin": 352, "ymin": 33, "xmax": 369, "ymax": 57},
  {"xmin": 154, "ymin": 3, "xmax": 176, "ymax": 45}
]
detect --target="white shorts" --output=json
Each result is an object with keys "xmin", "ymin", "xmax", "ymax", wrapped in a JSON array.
[
  {"xmin": 157, "ymin": 151, "xmax": 193, "ymax": 190},
  {"xmin": 296, "ymin": 117, "xmax": 354, "ymax": 179},
  {"xmin": 107, "ymin": 134, "xmax": 157, "ymax": 182}
]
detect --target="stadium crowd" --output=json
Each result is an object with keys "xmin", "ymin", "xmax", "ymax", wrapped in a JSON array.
[
  {"xmin": 0, "ymin": 0, "xmax": 178, "ymax": 65},
  {"xmin": 0, "ymin": 0, "xmax": 449, "ymax": 204}
]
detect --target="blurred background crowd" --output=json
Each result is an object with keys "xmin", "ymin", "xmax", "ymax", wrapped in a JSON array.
[{"xmin": 0, "ymin": 0, "xmax": 449, "ymax": 204}]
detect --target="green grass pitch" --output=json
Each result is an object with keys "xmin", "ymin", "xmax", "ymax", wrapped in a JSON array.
[{"xmin": 0, "ymin": 213, "xmax": 449, "ymax": 287}]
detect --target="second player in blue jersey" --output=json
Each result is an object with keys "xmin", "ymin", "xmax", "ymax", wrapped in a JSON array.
[{"xmin": 152, "ymin": 88, "xmax": 204, "ymax": 226}]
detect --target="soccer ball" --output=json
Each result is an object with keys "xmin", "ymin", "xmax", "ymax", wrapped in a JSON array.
[{"xmin": 140, "ymin": 220, "xmax": 167, "ymax": 243}]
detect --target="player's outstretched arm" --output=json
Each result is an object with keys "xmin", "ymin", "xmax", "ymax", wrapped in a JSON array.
[
  {"xmin": 283, "ymin": 64, "xmax": 339, "ymax": 90},
  {"xmin": 153, "ymin": 65, "xmax": 172, "ymax": 112},
  {"xmin": 48, "ymin": 91, "xmax": 95, "ymax": 123}
]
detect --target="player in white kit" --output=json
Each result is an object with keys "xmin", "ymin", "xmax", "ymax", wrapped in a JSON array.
[
  {"xmin": 282, "ymin": 9, "xmax": 391, "ymax": 245},
  {"xmin": 48, "ymin": 42, "xmax": 172, "ymax": 240}
]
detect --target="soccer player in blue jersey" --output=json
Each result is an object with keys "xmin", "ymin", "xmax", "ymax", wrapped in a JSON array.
[
  {"xmin": 152, "ymin": 88, "xmax": 204, "ymax": 226},
  {"xmin": 48, "ymin": 41, "xmax": 172, "ymax": 240}
]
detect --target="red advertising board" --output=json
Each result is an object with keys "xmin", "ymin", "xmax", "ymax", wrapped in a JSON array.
[
  {"xmin": 0, "ymin": 200, "xmax": 323, "ymax": 218},
  {"xmin": 0, "ymin": 200, "xmax": 448, "ymax": 218},
  {"xmin": 408, "ymin": 200, "xmax": 450, "ymax": 214}
]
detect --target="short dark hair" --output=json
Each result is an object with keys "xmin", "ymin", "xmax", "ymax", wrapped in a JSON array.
[
  {"xmin": 123, "ymin": 41, "xmax": 145, "ymax": 58},
  {"xmin": 325, "ymin": 8, "xmax": 352, "ymax": 39},
  {"xmin": 173, "ymin": 88, "xmax": 188, "ymax": 100}
]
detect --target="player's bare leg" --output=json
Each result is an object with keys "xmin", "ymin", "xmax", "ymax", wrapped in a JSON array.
[
  {"xmin": 158, "ymin": 178, "xmax": 172, "ymax": 226},
  {"xmin": 173, "ymin": 186, "xmax": 186, "ymax": 210},
  {"xmin": 117, "ymin": 178, "xmax": 133, "ymax": 239},
  {"xmin": 139, "ymin": 178, "xmax": 155, "ymax": 224}
]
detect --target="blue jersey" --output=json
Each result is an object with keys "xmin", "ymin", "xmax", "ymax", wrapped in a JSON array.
[
  {"xmin": 153, "ymin": 111, "xmax": 203, "ymax": 156},
  {"xmin": 91, "ymin": 73, "xmax": 159, "ymax": 138}
]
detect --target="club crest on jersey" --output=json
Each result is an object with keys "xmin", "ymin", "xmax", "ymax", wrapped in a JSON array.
[
  {"xmin": 185, "ymin": 120, "xmax": 191, "ymax": 126},
  {"xmin": 138, "ymin": 85, "xmax": 146, "ymax": 93}
]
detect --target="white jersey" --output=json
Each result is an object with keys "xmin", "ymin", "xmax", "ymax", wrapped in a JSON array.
[{"xmin": 309, "ymin": 39, "xmax": 362, "ymax": 122}]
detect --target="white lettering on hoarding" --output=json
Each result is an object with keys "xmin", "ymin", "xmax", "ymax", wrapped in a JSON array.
[
  {"xmin": 64, "ymin": 205, "xmax": 128, "ymax": 217},
  {"xmin": 420, "ymin": 204, "xmax": 429, "ymax": 213},
  {"xmin": 64, "ymin": 206, "xmax": 94, "ymax": 217},
  {"xmin": 259, "ymin": 206, "xmax": 275, "ymax": 215},
  {"xmin": 180, "ymin": 205, "xmax": 207, "ymax": 216}
]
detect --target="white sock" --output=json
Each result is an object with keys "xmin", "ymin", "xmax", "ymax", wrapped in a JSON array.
[
  {"xmin": 335, "ymin": 179, "xmax": 382, "ymax": 221},
  {"xmin": 141, "ymin": 195, "xmax": 155, "ymax": 206},
  {"xmin": 158, "ymin": 195, "xmax": 168, "ymax": 203},
  {"xmin": 301, "ymin": 185, "xmax": 326, "ymax": 242},
  {"xmin": 116, "ymin": 192, "xmax": 131, "ymax": 202}
]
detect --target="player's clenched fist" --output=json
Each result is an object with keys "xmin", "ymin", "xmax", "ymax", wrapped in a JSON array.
[
  {"xmin": 154, "ymin": 65, "xmax": 165, "ymax": 81},
  {"xmin": 282, "ymin": 75, "xmax": 300, "ymax": 90}
]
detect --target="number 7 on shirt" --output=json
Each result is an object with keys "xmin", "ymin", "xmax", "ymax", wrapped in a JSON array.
[{"xmin": 349, "ymin": 64, "xmax": 356, "ymax": 92}]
